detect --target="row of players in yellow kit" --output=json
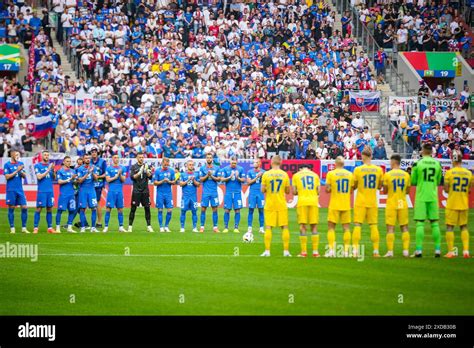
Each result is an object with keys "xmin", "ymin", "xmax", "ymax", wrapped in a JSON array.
[{"xmin": 259, "ymin": 151, "xmax": 472, "ymax": 258}]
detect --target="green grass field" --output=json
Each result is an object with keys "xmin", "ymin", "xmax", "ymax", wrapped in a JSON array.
[{"xmin": 0, "ymin": 207, "xmax": 473, "ymax": 315}]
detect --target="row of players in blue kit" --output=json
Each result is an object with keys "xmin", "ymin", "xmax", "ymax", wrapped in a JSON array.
[{"xmin": 3, "ymin": 150, "xmax": 266, "ymax": 234}]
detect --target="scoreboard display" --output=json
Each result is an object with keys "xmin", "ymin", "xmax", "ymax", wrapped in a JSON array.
[{"xmin": 402, "ymin": 52, "xmax": 462, "ymax": 78}]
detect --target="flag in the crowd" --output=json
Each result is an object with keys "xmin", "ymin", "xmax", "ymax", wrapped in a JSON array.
[
  {"xmin": 349, "ymin": 91, "xmax": 380, "ymax": 112},
  {"xmin": 26, "ymin": 115, "xmax": 54, "ymax": 139}
]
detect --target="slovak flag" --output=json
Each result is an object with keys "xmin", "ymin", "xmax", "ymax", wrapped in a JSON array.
[
  {"xmin": 26, "ymin": 115, "xmax": 54, "ymax": 139},
  {"xmin": 349, "ymin": 91, "xmax": 380, "ymax": 112}
]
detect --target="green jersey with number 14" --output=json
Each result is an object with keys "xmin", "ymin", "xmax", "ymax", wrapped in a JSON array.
[{"xmin": 410, "ymin": 156, "xmax": 442, "ymax": 202}]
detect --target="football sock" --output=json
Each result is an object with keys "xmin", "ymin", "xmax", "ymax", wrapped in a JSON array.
[
  {"xmin": 258, "ymin": 209, "xmax": 264, "ymax": 228},
  {"xmin": 46, "ymin": 211, "xmax": 52, "ymax": 228},
  {"xmin": 165, "ymin": 211, "xmax": 172, "ymax": 227},
  {"xmin": 235, "ymin": 211, "xmax": 241, "ymax": 228},
  {"xmin": 91, "ymin": 209, "xmax": 97, "ymax": 227},
  {"xmin": 200, "ymin": 211, "xmax": 206, "ymax": 227},
  {"xmin": 370, "ymin": 225, "xmax": 380, "ymax": 253},
  {"xmin": 67, "ymin": 211, "xmax": 74, "ymax": 226},
  {"xmin": 299, "ymin": 235, "xmax": 307, "ymax": 254},
  {"xmin": 343, "ymin": 229, "xmax": 351, "ymax": 253},
  {"xmin": 386, "ymin": 233, "xmax": 395, "ymax": 252},
  {"xmin": 8, "ymin": 208, "xmax": 14, "ymax": 227},
  {"xmin": 118, "ymin": 211, "xmax": 124, "ymax": 226},
  {"xmin": 431, "ymin": 222, "xmax": 441, "ymax": 252},
  {"xmin": 445, "ymin": 231, "xmax": 455, "ymax": 252},
  {"xmin": 80, "ymin": 210, "xmax": 87, "ymax": 227},
  {"xmin": 158, "ymin": 211, "xmax": 163, "ymax": 227},
  {"xmin": 34, "ymin": 211, "xmax": 40, "ymax": 228},
  {"xmin": 21, "ymin": 208, "xmax": 28, "ymax": 228},
  {"xmin": 248, "ymin": 208, "xmax": 254, "ymax": 227},
  {"xmin": 402, "ymin": 231, "xmax": 410, "ymax": 251},
  {"xmin": 312, "ymin": 234, "xmax": 320, "ymax": 253},
  {"xmin": 224, "ymin": 211, "xmax": 230, "ymax": 228},
  {"xmin": 327, "ymin": 229, "xmax": 336, "ymax": 251},
  {"xmin": 144, "ymin": 207, "xmax": 151, "ymax": 226},
  {"xmin": 192, "ymin": 210, "xmax": 197, "ymax": 229},
  {"xmin": 461, "ymin": 229, "xmax": 469, "ymax": 253},
  {"xmin": 282, "ymin": 228, "xmax": 290, "ymax": 251},
  {"xmin": 212, "ymin": 211, "xmax": 218, "ymax": 227},
  {"xmin": 129, "ymin": 206, "xmax": 136, "ymax": 226},
  {"xmin": 352, "ymin": 225, "xmax": 361, "ymax": 251},
  {"xmin": 264, "ymin": 229, "xmax": 272, "ymax": 251},
  {"xmin": 56, "ymin": 210, "xmax": 63, "ymax": 226},
  {"xmin": 180, "ymin": 211, "xmax": 185, "ymax": 228},
  {"xmin": 415, "ymin": 221, "xmax": 425, "ymax": 251},
  {"xmin": 105, "ymin": 211, "xmax": 111, "ymax": 227}
]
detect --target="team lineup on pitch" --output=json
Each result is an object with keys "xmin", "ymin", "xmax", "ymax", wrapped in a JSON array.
[{"xmin": 3, "ymin": 144, "xmax": 472, "ymax": 259}]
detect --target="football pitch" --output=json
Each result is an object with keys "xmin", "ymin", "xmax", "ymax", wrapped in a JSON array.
[{"xmin": 0, "ymin": 208, "xmax": 473, "ymax": 316}]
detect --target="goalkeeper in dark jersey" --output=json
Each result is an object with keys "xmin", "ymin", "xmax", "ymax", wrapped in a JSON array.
[
  {"xmin": 128, "ymin": 153, "xmax": 154, "ymax": 233},
  {"xmin": 410, "ymin": 143, "xmax": 443, "ymax": 257}
]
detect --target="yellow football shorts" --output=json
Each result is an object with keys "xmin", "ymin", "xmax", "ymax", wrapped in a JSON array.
[
  {"xmin": 385, "ymin": 208, "xmax": 409, "ymax": 226},
  {"xmin": 328, "ymin": 209, "xmax": 351, "ymax": 224},
  {"xmin": 445, "ymin": 209, "xmax": 468, "ymax": 226},
  {"xmin": 264, "ymin": 209, "xmax": 289, "ymax": 227},
  {"xmin": 297, "ymin": 205, "xmax": 319, "ymax": 225},
  {"xmin": 354, "ymin": 206, "xmax": 378, "ymax": 224}
]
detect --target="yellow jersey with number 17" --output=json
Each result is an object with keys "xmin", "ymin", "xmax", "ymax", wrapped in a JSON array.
[
  {"xmin": 353, "ymin": 164, "xmax": 383, "ymax": 208},
  {"xmin": 292, "ymin": 169, "xmax": 320, "ymax": 207},
  {"xmin": 261, "ymin": 169, "xmax": 290, "ymax": 212},
  {"xmin": 326, "ymin": 168, "xmax": 353, "ymax": 211},
  {"xmin": 444, "ymin": 167, "xmax": 472, "ymax": 210},
  {"xmin": 383, "ymin": 169, "xmax": 411, "ymax": 210}
]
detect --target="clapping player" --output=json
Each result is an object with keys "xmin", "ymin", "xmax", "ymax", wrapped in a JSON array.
[
  {"xmin": 33, "ymin": 150, "xmax": 57, "ymax": 234},
  {"xmin": 199, "ymin": 153, "xmax": 221, "ymax": 233},
  {"xmin": 220, "ymin": 157, "xmax": 246, "ymax": 233},
  {"xmin": 153, "ymin": 157, "xmax": 176, "ymax": 232},
  {"xmin": 179, "ymin": 160, "xmax": 200, "ymax": 233},
  {"xmin": 76, "ymin": 154, "xmax": 100, "ymax": 233},
  {"xmin": 56, "ymin": 156, "xmax": 78, "ymax": 233},
  {"xmin": 103, "ymin": 155, "xmax": 127, "ymax": 233}
]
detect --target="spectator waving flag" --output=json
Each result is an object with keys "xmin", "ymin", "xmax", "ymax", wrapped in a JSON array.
[
  {"xmin": 349, "ymin": 91, "xmax": 380, "ymax": 112},
  {"xmin": 26, "ymin": 115, "xmax": 54, "ymax": 139}
]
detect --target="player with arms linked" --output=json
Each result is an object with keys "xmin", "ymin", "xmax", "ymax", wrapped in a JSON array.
[
  {"xmin": 220, "ymin": 157, "xmax": 246, "ymax": 233},
  {"xmin": 56, "ymin": 156, "xmax": 78, "ymax": 233},
  {"xmin": 199, "ymin": 153, "xmax": 221, "ymax": 233},
  {"xmin": 179, "ymin": 160, "xmax": 200, "ymax": 233},
  {"xmin": 103, "ymin": 154, "xmax": 127, "ymax": 233},
  {"xmin": 4, "ymin": 150, "xmax": 29, "ymax": 234},
  {"xmin": 260, "ymin": 155, "xmax": 291, "ymax": 257},
  {"xmin": 129, "ymin": 153, "xmax": 154, "ymax": 233},
  {"xmin": 410, "ymin": 143, "xmax": 443, "ymax": 257},
  {"xmin": 246, "ymin": 159, "xmax": 265, "ymax": 236},
  {"xmin": 153, "ymin": 157, "xmax": 176, "ymax": 232},
  {"xmin": 34, "ymin": 150, "xmax": 57, "ymax": 234},
  {"xmin": 382, "ymin": 154, "xmax": 411, "ymax": 257},
  {"xmin": 443, "ymin": 150, "xmax": 473, "ymax": 258}
]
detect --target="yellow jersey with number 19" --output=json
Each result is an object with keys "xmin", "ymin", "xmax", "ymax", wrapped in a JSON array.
[
  {"xmin": 444, "ymin": 167, "xmax": 472, "ymax": 210},
  {"xmin": 292, "ymin": 169, "xmax": 320, "ymax": 207},
  {"xmin": 326, "ymin": 168, "xmax": 353, "ymax": 211},
  {"xmin": 383, "ymin": 169, "xmax": 411, "ymax": 210},
  {"xmin": 261, "ymin": 169, "xmax": 290, "ymax": 212}
]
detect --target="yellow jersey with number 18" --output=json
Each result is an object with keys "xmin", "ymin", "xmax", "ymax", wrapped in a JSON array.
[
  {"xmin": 383, "ymin": 169, "xmax": 411, "ymax": 210},
  {"xmin": 261, "ymin": 169, "xmax": 290, "ymax": 212},
  {"xmin": 326, "ymin": 168, "xmax": 353, "ymax": 211},
  {"xmin": 444, "ymin": 167, "xmax": 472, "ymax": 211},
  {"xmin": 354, "ymin": 164, "xmax": 383, "ymax": 208}
]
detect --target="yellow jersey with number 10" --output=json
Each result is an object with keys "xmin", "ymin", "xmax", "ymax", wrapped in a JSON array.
[
  {"xmin": 326, "ymin": 168, "xmax": 353, "ymax": 211},
  {"xmin": 383, "ymin": 169, "xmax": 411, "ymax": 210},
  {"xmin": 261, "ymin": 169, "xmax": 290, "ymax": 212},
  {"xmin": 292, "ymin": 169, "xmax": 320, "ymax": 207},
  {"xmin": 444, "ymin": 167, "xmax": 472, "ymax": 210},
  {"xmin": 353, "ymin": 164, "xmax": 383, "ymax": 208}
]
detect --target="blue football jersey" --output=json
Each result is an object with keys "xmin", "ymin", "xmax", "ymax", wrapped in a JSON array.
[
  {"xmin": 247, "ymin": 169, "xmax": 265, "ymax": 194},
  {"xmin": 200, "ymin": 164, "xmax": 220, "ymax": 195},
  {"xmin": 221, "ymin": 165, "xmax": 245, "ymax": 194},
  {"xmin": 3, "ymin": 161, "xmax": 25, "ymax": 192},
  {"xmin": 34, "ymin": 162, "xmax": 54, "ymax": 193},
  {"xmin": 180, "ymin": 171, "xmax": 199, "ymax": 199},
  {"xmin": 91, "ymin": 157, "xmax": 107, "ymax": 188},
  {"xmin": 57, "ymin": 168, "xmax": 76, "ymax": 196},
  {"xmin": 106, "ymin": 165, "xmax": 126, "ymax": 192},
  {"xmin": 77, "ymin": 165, "xmax": 98, "ymax": 190},
  {"xmin": 154, "ymin": 167, "xmax": 176, "ymax": 195}
]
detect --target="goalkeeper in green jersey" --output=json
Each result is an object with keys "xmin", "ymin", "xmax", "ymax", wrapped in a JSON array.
[{"xmin": 410, "ymin": 143, "xmax": 443, "ymax": 257}]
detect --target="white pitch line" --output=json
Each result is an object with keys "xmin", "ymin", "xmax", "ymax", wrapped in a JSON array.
[
  {"xmin": 39, "ymin": 253, "xmax": 259, "ymax": 257},
  {"xmin": 36, "ymin": 241, "xmax": 258, "ymax": 245}
]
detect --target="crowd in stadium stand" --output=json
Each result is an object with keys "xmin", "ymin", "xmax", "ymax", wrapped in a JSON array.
[{"xmin": 0, "ymin": 0, "xmax": 472, "ymax": 162}]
